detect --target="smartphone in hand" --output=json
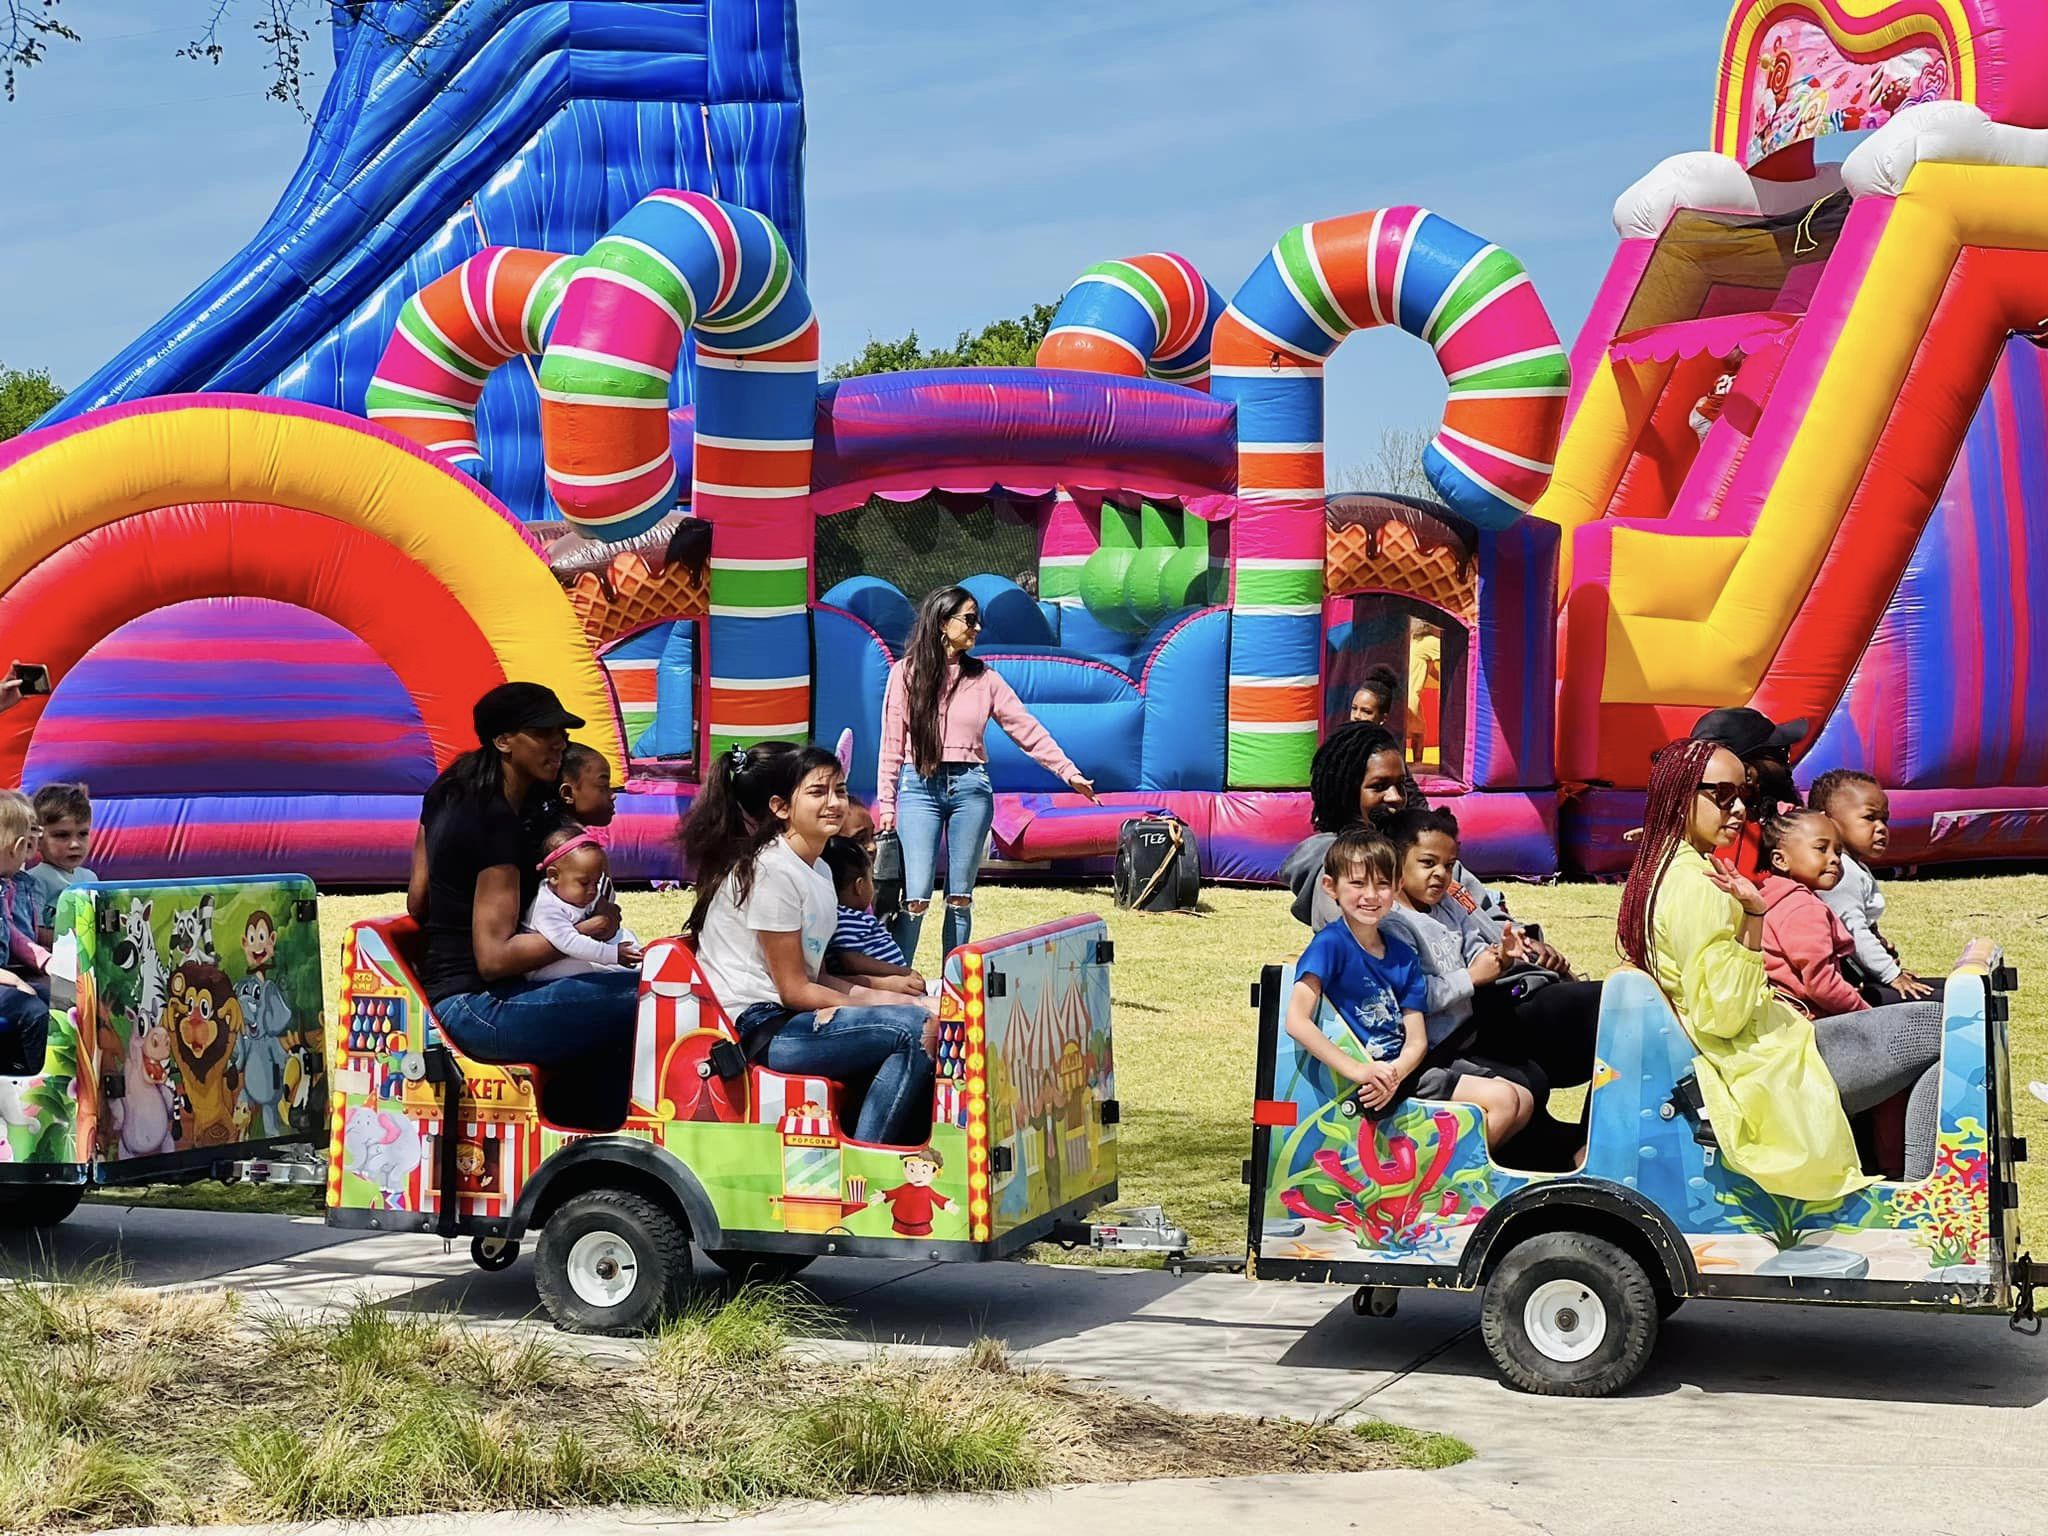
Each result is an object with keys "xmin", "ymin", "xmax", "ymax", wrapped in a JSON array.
[{"xmin": 9, "ymin": 663, "xmax": 50, "ymax": 696}]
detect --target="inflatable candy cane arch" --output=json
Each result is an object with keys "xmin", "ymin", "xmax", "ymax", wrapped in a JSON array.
[
  {"xmin": 1038, "ymin": 252, "xmax": 1223, "ymax": 389},
  {"xmin": 538, "ymin": 191, "xmax": 818, "ymax": 758},
  {"xmin": 1211, "ymin": 207, "xmax": 1568, "ymax": 786},
  {"xmin": 1035, "ymin": 253, "xmax": 1224, "ymax": 616},
  {"xmin": 365, "ymin": 246, "xmax": 577, "ymax": 478}
]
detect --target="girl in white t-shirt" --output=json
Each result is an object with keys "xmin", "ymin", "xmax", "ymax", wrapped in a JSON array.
[{"xmin": 682, "ymin": 742, "xmax": 936, "ymax": 1145}]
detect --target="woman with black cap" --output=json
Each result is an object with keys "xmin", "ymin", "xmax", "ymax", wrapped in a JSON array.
[
  {"xmin": 1688, "ymin": 707, "xmax": 1807, "ymax": 876},
  {"xmin": 406, "ymin": 682, "xmax": 640, "ymax": 1116}
]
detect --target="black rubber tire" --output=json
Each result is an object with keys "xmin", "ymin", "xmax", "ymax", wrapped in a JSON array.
[
  {"xmin": 0, "ymin": 1184, "xmax": 84, "ymax": 1229},
  {"xmin": 470, "ymin": 1235, "xmax": 521, "ymax": 1273},
  {"xmin": 1479, "ymin": 1230, "xmax": 1660, "ymax": 1397},
  {"xmin": 1656, "ymin": 1288, "xmax": 1686, "ymax": 1320},
  {"xmin": 705, "ymin": 1249, "xmax": 815, "ymax": 1285},
  {"xmin": 535, "ymin": 1189, "xmax": 692, "ymax": 1335}
]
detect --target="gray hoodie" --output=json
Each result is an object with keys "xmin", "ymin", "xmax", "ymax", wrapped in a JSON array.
[
  {"xmin": 1380, "ymin": 903, "xmax": 1484, "ymax": 1047},
  {"xmin": 1818, "ymin": 852, "xmax": 1900, "ymax": 984}
]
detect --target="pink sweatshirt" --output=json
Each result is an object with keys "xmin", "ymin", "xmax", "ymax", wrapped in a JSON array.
[
  {"xmin": 1757, "ymin": 873, "xmax": 1867, "ymax": 1019},
  {"xmin": 876, "ymin": 658, "xmax": 1078, "ymax": 814}
]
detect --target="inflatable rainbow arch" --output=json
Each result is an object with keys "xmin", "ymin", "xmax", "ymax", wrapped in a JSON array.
[{"xmin": 14, "ymin": 0, "xmax": 2048, "ymax": 880}]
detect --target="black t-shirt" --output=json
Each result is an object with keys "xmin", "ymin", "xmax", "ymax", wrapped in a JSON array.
[{"xmin": 418, "ymin": 779, "xmax": 552, "ymax": 1002}]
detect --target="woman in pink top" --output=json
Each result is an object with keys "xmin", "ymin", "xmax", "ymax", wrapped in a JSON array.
[{"xmin": 876, "ymin": 586, "xmax": 1095, "ymax": 961}]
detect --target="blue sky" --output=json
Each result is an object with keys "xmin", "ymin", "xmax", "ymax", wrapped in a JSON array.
[{"xmin": 0, "ymin": 0, "xmax": 1731, "ymax": 469}]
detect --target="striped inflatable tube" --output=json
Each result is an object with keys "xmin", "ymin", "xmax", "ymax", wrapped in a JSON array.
[
  {"xmin": 1036, "ymin": 253, "xmax": 1222, "ymax": 615},
  {"xmin": 1211, "ymin": 207, "xmax": 1567, "ymax": 787},
  {"xmin": 539, "ymin": 190, "xmax": 818, "ymax": 754},
  {"xmin": 364, "ymin": 246, "xmax": 576, "ymax": 477},
  {"xmin": 1037, "ymin": 252, "xmax": 1222, "ymax": 389}
]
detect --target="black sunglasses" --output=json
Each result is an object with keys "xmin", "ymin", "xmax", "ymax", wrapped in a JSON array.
[
  {"xmin": 952, "ymin": 612, "xmax": 982, "ymax": 629},
  {"xmin": 1697, "ymin": 780, "xmax": 1748, "ymax": 812}
]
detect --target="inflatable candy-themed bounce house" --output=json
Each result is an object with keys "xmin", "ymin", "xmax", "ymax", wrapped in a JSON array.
[
  {"xmin": 13, "ymin": 0, "xmax": 2048, "ymax": 882},
  {"xmin": 1542, "ymin": 0, "xmax": 2048, "ymax": 867}
]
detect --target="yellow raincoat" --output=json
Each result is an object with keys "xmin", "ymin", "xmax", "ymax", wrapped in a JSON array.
[{"xmin": 1651, "ymin": 844, "xmax": 1874, "ymax": 1201}]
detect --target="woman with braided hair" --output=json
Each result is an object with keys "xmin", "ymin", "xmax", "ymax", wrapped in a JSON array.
[
  {"xmin": 1613, "ymin": 741, "xmax": 1949, "ymax": 1196},
  {"xmin": 1281, "ymin": 723, "xmax": 1411, "ymax": 931}
]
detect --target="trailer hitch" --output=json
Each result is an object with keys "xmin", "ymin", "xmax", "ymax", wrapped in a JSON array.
[{"xmin": 2013, "ymin": 1252, "xmax": 2041, "ymax": 1336}]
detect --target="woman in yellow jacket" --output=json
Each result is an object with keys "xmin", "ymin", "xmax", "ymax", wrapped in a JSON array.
[{"xmin": 1617, "ymin": 737, "xmax": 1872, "ymax": 1201}]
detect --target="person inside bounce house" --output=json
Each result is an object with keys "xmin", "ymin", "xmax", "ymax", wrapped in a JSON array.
[
  {"xmin": 1346, "ymin": 663, "xmax": 1400, "ymax": 727},
  {"xmin": 1281, "ymin": 723, "xmax": 1600, "ymax": 1164},
  {"xmin": 1617, "ymin": 738, "xmax": 1994, "ymax": 1191},
  {"xmin": 875, "ymin": 585, "xmax": 1096, "ymax": 965},
  {"xmin": 681, "ymin": 742, "xmax": 938, "ymax": 1146},
  {"xmin": 406, "ymin": 683, "xmax": 640, "ymax": 1125}
]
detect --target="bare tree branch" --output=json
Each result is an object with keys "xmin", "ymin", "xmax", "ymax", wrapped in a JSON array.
[
  {"xmin": 3, "ymin": 0, "xmax": 81, "ymax": 102},
  {"xmin": 1332, "ymin": 425, "xmax": 1437, "ymax": 502},
  {"xmin": 10, "ymin": 1, "xmax": 458, "ymax": 115}
]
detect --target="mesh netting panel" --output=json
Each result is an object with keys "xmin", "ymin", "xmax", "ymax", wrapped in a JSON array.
[
  {"xmin": 1619, "ymin": 195, "xmax": 1850, "ymax": 335},
  {"xmin": 816, "ymin": 494, "xmax": 1045, "ymax": 597}
]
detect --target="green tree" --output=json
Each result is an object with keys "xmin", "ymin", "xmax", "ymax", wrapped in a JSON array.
[
  {"xmin": 828, "ymin": 301, "xmax": 1058, "ymax": 380},
  {"xmin": 0, "ymin": 362, "xmax": 63, "ymax": 441}
]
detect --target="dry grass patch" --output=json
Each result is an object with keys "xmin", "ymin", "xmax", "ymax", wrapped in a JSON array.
[{"xmin": 0, "ymin": 1277, "xmax": 1450, "ymax": 1531}]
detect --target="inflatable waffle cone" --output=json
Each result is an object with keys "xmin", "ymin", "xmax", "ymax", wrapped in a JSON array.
[
  {"xmin": 566, "ymin": 553, "xmax": 709, "ymax": 648},
  {"xmin": 1326, "ymin": 520, "xmax": 1475, "ymax": 618}
]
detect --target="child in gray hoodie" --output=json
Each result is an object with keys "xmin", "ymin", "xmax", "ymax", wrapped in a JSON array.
[{"xmin": 1377, "ymin": 808, "xmax": 1547, "ymax": 1150}]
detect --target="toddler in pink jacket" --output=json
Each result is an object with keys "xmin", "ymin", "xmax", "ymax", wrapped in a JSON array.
[{"xmin": 1755, "ymin": 809, "xmax": 1866, "ymax": 1019}]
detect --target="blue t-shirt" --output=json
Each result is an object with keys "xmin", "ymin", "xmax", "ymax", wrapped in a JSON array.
[{"xmin": 1295, "ymin": 921, "xmax": 1428, "ymax": 1063}]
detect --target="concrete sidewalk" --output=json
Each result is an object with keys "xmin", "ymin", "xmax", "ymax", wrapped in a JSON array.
[
  {"xmin": 21, "ymin": 1203, "xmax": 2048, "ymax": 1535},
  {"xmin": 105, "ymin": 1473, "xmax": 1537, "ymax": 1536}
]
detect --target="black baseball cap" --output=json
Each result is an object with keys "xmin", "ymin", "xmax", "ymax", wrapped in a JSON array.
[
  {"xmin": 474, "ymin": 682, "xmax": 584, "ymax": 742},
  {"xmin": 1689, "ymin": 707, "xmax": 1807, "ymax": 759}
]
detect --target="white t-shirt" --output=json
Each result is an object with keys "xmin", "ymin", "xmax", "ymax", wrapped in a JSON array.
[{"xmin": 693, "ymin": 835, "xmax": 839, "ymax": 1012}]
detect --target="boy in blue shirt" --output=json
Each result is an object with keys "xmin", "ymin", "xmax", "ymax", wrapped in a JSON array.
[{"xmin": 1287, "ymin": 829, "xmax": 1429, "ymax": 1117}]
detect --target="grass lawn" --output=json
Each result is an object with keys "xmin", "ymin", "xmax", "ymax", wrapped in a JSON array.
[
  {"xmin": 104, "ymin": 875, "xmax": 2048, "ymax": 1262},
  {"xmin": 0, "ymin": 1279, "xmax": 1457, "ymax": 1532}
]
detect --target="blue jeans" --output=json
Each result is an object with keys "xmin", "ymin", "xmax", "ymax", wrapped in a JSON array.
[
  {"xmin": 0, "ymin": 986, "xmax": 48, "ymax": 1079},
  {"xmin": 889, "ymin": 763, "xmax": 994, "ymax": 963},
  {"xmin": 434, "ymin": 970, "xmax": 641, "ymax": 1128},
  {"xmin": 741, "ymin": 1001, "xmax": 935, "ymax": 1146}
]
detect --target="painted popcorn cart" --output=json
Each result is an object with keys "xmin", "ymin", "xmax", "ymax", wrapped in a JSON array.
[
  {"xmin": 1248, "ymin": 960, "xmax": 2034, "ymax": 1396},
  {"xmin": 0, "ymin": 877, "xmax": 328, "ymax": 1226},
  {"xmin": 331, "ymin": 913, "xmax": 1126, "ymax": 1332}
]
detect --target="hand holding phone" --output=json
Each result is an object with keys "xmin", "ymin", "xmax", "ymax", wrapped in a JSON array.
[{"xmin": 1, "ymin": 662, "xmax": 49, "ymax": 711}]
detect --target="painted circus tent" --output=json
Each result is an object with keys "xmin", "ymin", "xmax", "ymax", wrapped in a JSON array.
[{"xmin": 13, "ymin": 0, "xmax": 2048, "ymax": 881}]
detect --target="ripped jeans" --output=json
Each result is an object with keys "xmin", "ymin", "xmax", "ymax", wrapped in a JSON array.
[{"xmin": 887, "ymin": 763, "xmax": 994, "ymax": 965}]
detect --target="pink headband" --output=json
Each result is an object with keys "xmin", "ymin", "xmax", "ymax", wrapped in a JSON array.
[{"xmin": 539, "ymin": 828, "xmax": 608, "ymax": 871}]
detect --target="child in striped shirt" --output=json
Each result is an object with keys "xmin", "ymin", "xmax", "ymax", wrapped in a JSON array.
[{"xmin": 823, "ymin": 837, "xmax": 935, "ymax": 1009}]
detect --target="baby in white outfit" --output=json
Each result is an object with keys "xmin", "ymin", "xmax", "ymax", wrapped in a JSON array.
[{"xmin": 524, "ymin": 826, "xmax": 641, "ymax": 980}]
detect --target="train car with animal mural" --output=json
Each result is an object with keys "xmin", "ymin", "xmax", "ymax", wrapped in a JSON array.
[
  {"xmin": 327, "ymin": 912, "xmax": 1132, "ymax": 1331},
  {"xmin": 1246, "ymin": 958, "xmax": 2036, "ymax": 1396},
  {"xmin": 0, "ymin": 877, "xmax": 329, "ymax": 1226}
]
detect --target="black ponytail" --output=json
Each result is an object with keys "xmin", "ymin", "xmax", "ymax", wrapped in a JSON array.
[{"xmin": 679, "ymin": 741, "xmax": 844, "ymax": 939}]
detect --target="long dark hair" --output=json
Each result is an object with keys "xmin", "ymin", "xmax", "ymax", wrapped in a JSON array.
[
  {"xmin": 429, "ymin": 746, "xmax": 506, "ymax": 804},
  {"xmin": 902, "ymin": 586, "xmax": 986, "ymax": 778},
  {"xmin": 1307, "ymin": 722, "xmax": 1405, "ymax": 833},
  {"xmin": 1616, "ymin": 737, "xmax": 1720, "ymax": 974},
  {"xmin": 680, "ymin": 741, "xmax": 843, "ymax": 939}
]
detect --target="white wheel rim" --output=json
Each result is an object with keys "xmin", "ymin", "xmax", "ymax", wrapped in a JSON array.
[
  {"xmin": 1524, "ymin": 1278, "xmax": 1607, "ymax": 1362},
  {"xmin": 566, "ymin": 1230, "xmax": 640, "ymax": 1309},
  {"xmin": 480, "ymin": 1238, "xmax": 509, "ymax": 1260}
]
